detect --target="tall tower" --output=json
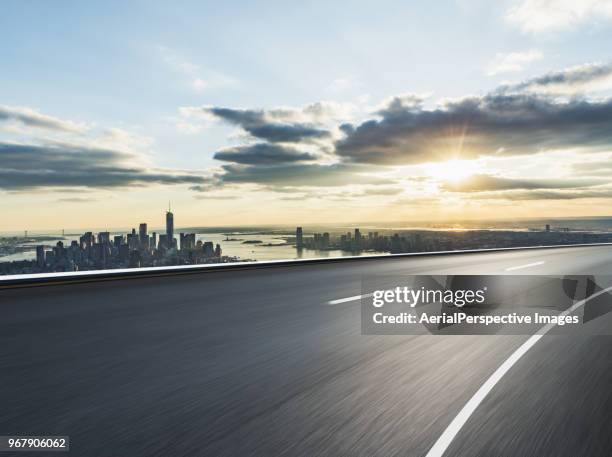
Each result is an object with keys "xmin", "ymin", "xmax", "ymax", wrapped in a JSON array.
[
  {"xmin": 296, "ymin": 227, "xmax": 303, "ymax": 249},
  {"xmin": 166, "ymin": 202, "xmax": 174, "ymax": 247}
]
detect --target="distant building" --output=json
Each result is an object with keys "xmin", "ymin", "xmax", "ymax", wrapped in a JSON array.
[
  {"xmin": 113, "ymin": 235, "xmax": 123, "ymax": 247},
  {"xmin": 180, "ymin": 233, "xmax": 196, "ymax": 250},
  {"xmin": 81, "ymin": 232, "xmax": 94, "ymax": 249},
  {"xmin": 166, "ymin": 209, "xmax": 174, "ymax": 247},
  {"xmin": 323, "ymin": 232, "xmax": 330, "ymax": 248},
  {"xmin": 158, "ymin": 234, "xmax": 168, "ymax": 250},
  {"xmin": 36, "ymin": 245, "xmax": 45, "ymax": 267},
  {"xmin": 296, "ymin": 227, "xmax": 303, "ymax": 249},
  {"xmin": 119, "ymin": 244, "xmax": 129, "ymax": 262},
  {"xmin": 127, "ymin": 232, "xmax": 138, "ymax": 250},
  {"xmin": 98, "ymin": 232, "xmax": 110, "ymax": 245},
  {"xmin": 139, "ymin": 223, "xmax": 148, "ymax": 247},
  {"xmin": 546, "ymin": 224, "xmax": 551, "ymax": 232},
  {"xmin": 203, "ymin": 241, "xmax": 214, "ymax": 257}
]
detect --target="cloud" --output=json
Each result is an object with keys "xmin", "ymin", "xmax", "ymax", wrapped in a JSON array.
[
  {"xmin": 0, "ymin": 105, "xmax": 87, "ymax": 133},
  {"xmin": 354, "ymin": 186, "xmax": 404, "ymax": 196},
  {"xmin": 96, "ymin": 128, "xmax": 154, "ymax": 152},
  {"xmin": 442, "ymin": 174, "xmax": 604, "ymax": 192},
  {"xmin": 270, "ymin": 185, "xmax": 405, "ymax": 202},
  {"xmin": 335, "ymin": 93, "xmax": 612, "ymax": 165},
  {"xmin": 203, "ymin": 107, "xmax": 331, "ymax": 143},
  {"xmin": 499, "ymin": 62, "xmax": 612, "ymax": 94},
  {"xmin": 506, "ymin": 0, "xmax": 612, "ymax": 33},
  {"xmin": 213, "ymin": 143, "xmax": 317, "ymax": 165},
  {"xmin": 472, "ymin": 188, "xmax": 612, "ymax": 200},
  {"xmin": 188, "ymin": 184, "xmax": 217, "ymax": 193},
  {"xmin": 216, "ymin": 163, "xmax": 390, "ymax": 187},
  {"xmin": 192, "ymin": 194, "xmax": 241, "ymax": 200},
  {"xmin": 267, "ymin": 101, "xmax": 357, "ymax": 124},
  {"xmin": 486, "ymin": 50, "xmax": 543, "ymax": 76},
  {"xmin": 572, "ymin": 159, "xmax": 612, "ymax": 176},
  {"xmin": 196, "ymin": 63, "xmax": 612, "ymax": 192},
  {"xmin": 376, "ymin": 93, "xmax": 428, "ymax": 114},
  {"xmin": 177, "ymin": 101, "xmax": 357, "ymax": 137},
  {"xmin": 0, "ymin": 142, "xmax": 208, "ymax": 190},
  {"xmin": 57, "ymin": 197, "xmax": 94, "ymax": 203},
  {"xmin": 440, "ymin": 173, "xmax": 612, "ymax": 201}
]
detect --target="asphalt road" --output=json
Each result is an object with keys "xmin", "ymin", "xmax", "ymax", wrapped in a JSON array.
[{"xmin": 2, "ymin": 245, "xmax": 612, "ymax": 456}]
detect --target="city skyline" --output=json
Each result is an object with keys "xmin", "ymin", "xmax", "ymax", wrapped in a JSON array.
[
  {"xmin": 6, "ymin": 208, "xmax": 612, "ymax": 275},
  {"xmin": 3, "ymin": 0, "xmax": 612, "ymax": 230},
  {"xmin": 1, "ymin": 207, "xmax": 229, "ymax": 275}
]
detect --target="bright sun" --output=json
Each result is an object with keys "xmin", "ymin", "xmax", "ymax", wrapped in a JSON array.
[{"xmin": 424, "ymin": 160, "xmax": 479, "ymax": 182}]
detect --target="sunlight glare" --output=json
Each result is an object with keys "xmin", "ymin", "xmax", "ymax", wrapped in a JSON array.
[{"xmin": 425, "ymin": 160, "xmax": 479, "ymax": 182}]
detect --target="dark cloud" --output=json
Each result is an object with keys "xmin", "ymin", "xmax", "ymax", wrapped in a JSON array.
[
  {"xmin": 335, "ymin": 94, "xmax": 612, "ymax": 164},
  {"xmin": 188, "ymin": 184, "xmax": 217, "ymax": 192},
  {"xmin": 499, "ymin": 62, "xmax": 612, "ymax": 94},
  {"xmin": 213, "ymin": 143, "xmax": 317, "ymax": 165},
  {"xmin": 0, "ymin": 142, "xmax": 207, "ymax": 190},
  {"xmin": 0, "ymin": 106, "xmax": 85, "ymax": 132},
  {"xmin": 443, "ymin": 174, "xmax": 604, "ymax": 193},
  {"xmin": 205, "ymin": 107, "xmax": 330, "ymax": 143},
  {"xmin": 218, "ymin": 163, "xmax": 390, "ymax": 187}
]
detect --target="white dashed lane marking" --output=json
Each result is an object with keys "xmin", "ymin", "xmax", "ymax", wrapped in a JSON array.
[
  {"xmin": 326, "ymin": 293, "xmax": 373, "ymax": 305},
  {"xmin": 505, "ymin": 261, "xmax": 545, "ymax": 271}
]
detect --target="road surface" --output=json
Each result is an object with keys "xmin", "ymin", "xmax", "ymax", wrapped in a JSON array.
[{"xmin": 2, "ymin": 245, "xmax": 612, "ymax": 456}]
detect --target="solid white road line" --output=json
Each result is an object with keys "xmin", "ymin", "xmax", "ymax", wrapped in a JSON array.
[
  {"xmin": 326, "ymin": 293, "xmax": 373, "ymax": 305},
  {"xmin": 505, "ymin": 261, "xmax": 545, "ymax": 271},
  {"xmin": 425, "ymin": 284, "xmax": 612, "ymax": 457}
]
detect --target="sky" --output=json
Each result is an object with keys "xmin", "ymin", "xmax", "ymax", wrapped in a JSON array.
[{"xmin": 2, "ymin": 0, "xmax": 612, "ymax": 230}]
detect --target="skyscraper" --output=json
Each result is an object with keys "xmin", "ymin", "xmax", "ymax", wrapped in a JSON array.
[
  {"xmin": 296, "ymin": 227, "xmax": 303, "ymax": 249},
  {"xmin": 138, "ymin": 222, "xmax": 149, "ymax": 249},
  {"xmin": 36, "ymin": 245, "xmax": 45, "ymax": 267},
  {"xmin": 158, "ymin": 234, "xmax": 168, "ymax": 250},
  {"xmin": 98, "ymin": 232, "xmax": 110, "ymax": 245},
  {"xmin": 166, "ymin": 205, "xmax": 174, "ymax": 248},
  {"xmin": 322, "ymin": 232, "xmax": 330, "ymax": 248},
  {"xmin": 113, "ymin": 235, "xmax": 123, "ymax": 248}
]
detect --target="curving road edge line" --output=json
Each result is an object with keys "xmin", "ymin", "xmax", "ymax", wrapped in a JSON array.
[{"xmin": 425, "ymin": 284, "xmax": 612, "ymax": 457}]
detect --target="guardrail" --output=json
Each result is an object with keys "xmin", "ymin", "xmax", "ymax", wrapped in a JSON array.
[{"xmin": 2, "ymin": 242, "xmax": 612, "ymax": 288}]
